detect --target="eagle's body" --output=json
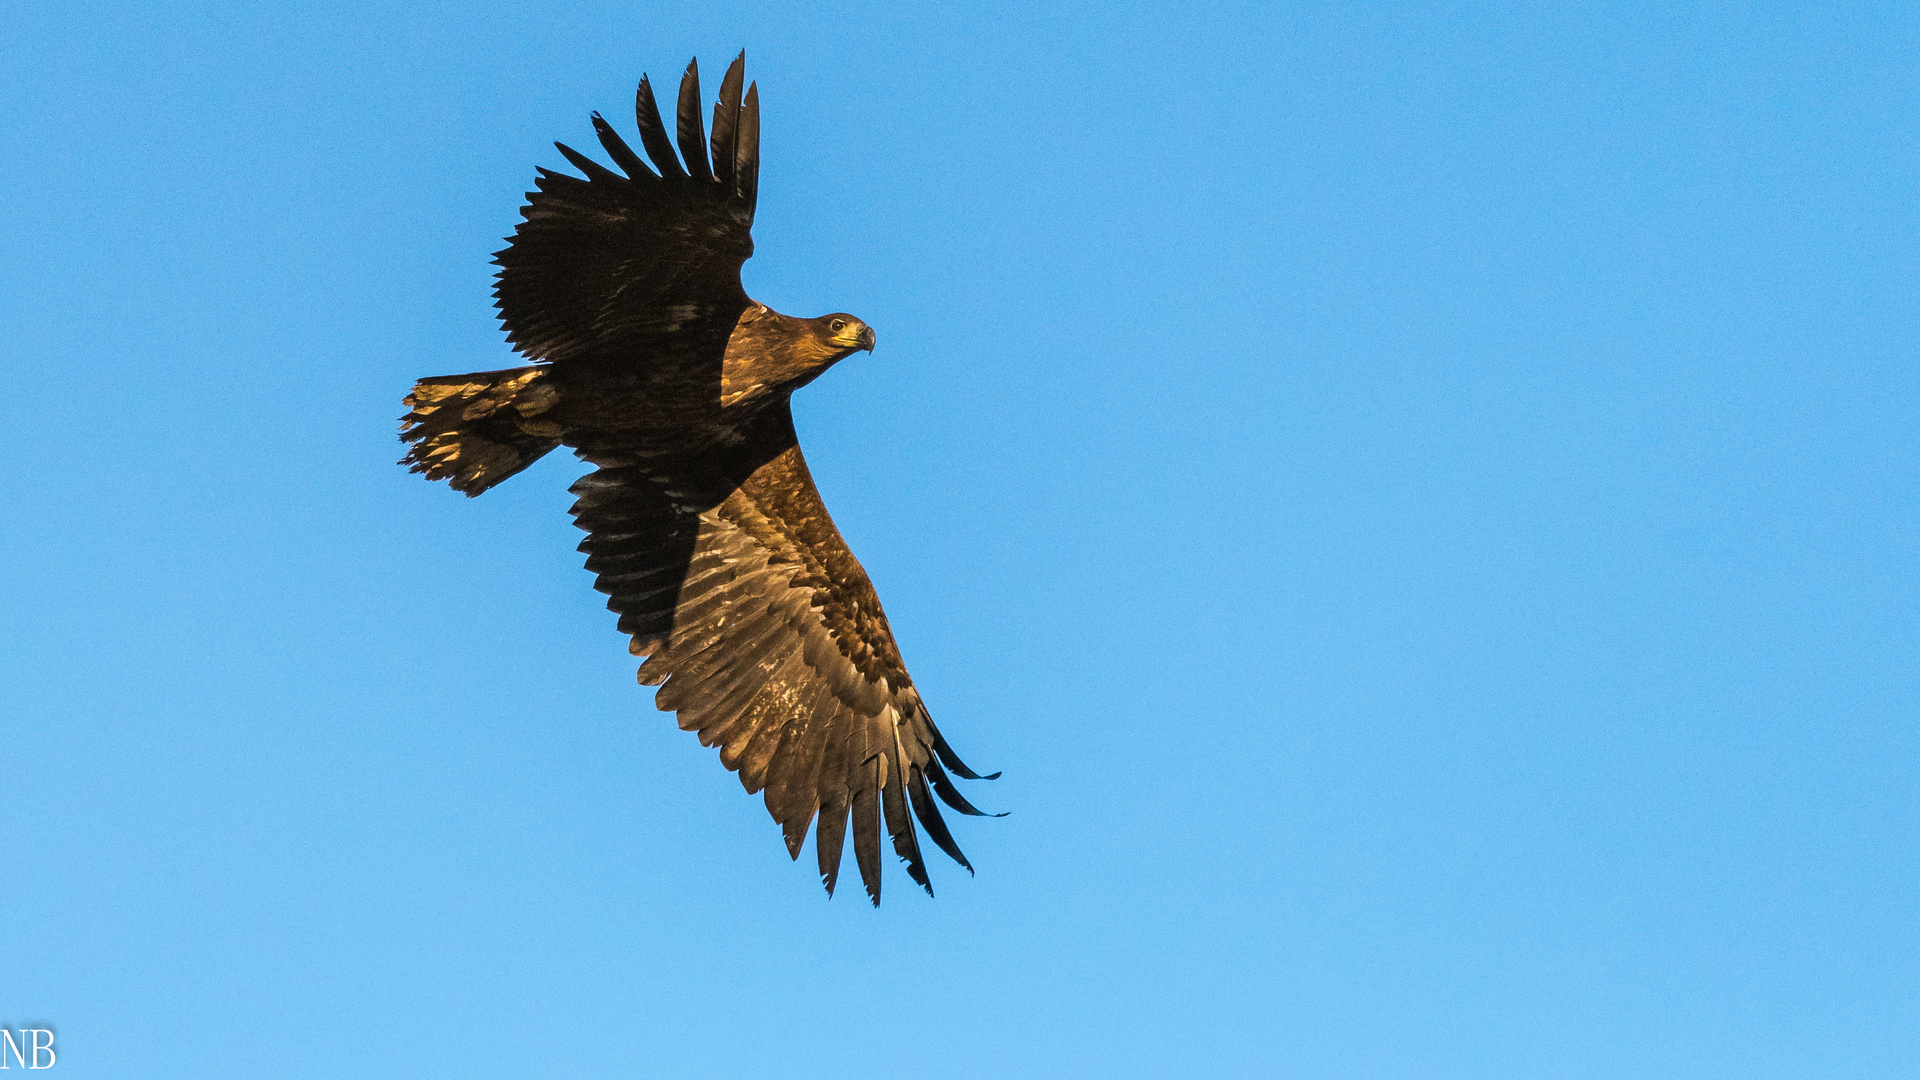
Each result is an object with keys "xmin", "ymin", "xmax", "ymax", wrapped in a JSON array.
[{"xmin": 400, "ymin": 55, "xmax": 993, "ymax": 904}]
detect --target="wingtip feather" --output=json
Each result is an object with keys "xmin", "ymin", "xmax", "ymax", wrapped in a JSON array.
[
  {"xmin": 634, "ymin": 74, "xmax": 689, "ymax": 179},
  {"xmin": 676, "ymin": 58, "xmax": 713, "ymax": 182},
  {"xmin": 589, "ymin": 111, "xmax": 653, "ymax": 180},
  {"xmin": 710, "ymin": 53, "xmax": 745, "ymax": 192},
  {"xmin": 552, "ymin": 141, "xmax": 623, "ymax": 185}
]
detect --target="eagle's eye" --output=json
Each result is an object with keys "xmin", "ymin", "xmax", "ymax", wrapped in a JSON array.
[{"xmin": 829, "ymin": 319, "xmax": 846, "ymax": 333}]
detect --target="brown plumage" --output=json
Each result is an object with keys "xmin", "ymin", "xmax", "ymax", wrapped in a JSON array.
[{"xmin": 400, "ymin": 54, "xmax": 996, "ymax": 904}]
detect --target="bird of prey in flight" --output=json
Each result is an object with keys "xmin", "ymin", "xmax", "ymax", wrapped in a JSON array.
[{"xmin": 400, "ymin": 53, "xmax": 996, "ymax": 904}]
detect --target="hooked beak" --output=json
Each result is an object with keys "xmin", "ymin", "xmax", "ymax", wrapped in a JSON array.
[{"xmin": 858, "ymin": 325, "xmax": 876, "ymax": 352}]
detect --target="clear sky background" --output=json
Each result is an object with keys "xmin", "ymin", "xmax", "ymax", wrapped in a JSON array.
[{"xmin": 4, "ymin": 1, "xmax": 1915, "ymax": 1076}]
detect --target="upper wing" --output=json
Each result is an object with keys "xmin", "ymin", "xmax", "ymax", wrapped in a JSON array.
[
  {"xmin": 568, "ymin": 425, "xmax": 997, "ymax": 905},
  {"xmin": 493, "ymin": 54, "xmax": 762, "ymax": 368}
]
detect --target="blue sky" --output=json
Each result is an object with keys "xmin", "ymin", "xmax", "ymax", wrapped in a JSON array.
[{"xmin": 4, "ymin": 1, "xmax": 1915, "ymax": 1076}]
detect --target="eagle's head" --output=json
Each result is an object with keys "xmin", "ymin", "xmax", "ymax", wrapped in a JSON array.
[
  {"xmin": 815, "ymin": 313, "xmax": 877, "ymax": 357},
  {"xmin": 721, "ymin": 307, "xmax": 878, "ymax": 403}
]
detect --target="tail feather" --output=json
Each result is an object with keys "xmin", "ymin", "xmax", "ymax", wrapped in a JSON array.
[{"xmin": 399, "ymin": 366, "xmax": 562, "ymax": 496}]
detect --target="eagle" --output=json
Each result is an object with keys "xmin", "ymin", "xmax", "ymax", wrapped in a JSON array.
[{"xmin": 399, "ymin": 54, "xmax": 996, "ymax": 904}]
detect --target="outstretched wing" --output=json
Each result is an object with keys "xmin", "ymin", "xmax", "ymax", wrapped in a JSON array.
[
  {"xmin": 568, "ymin": 421, "xmax": 997, "ymax": 905},
  {"xmin": 493, "ymin": 54, "xmax": 762, "ymax": 368}
]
